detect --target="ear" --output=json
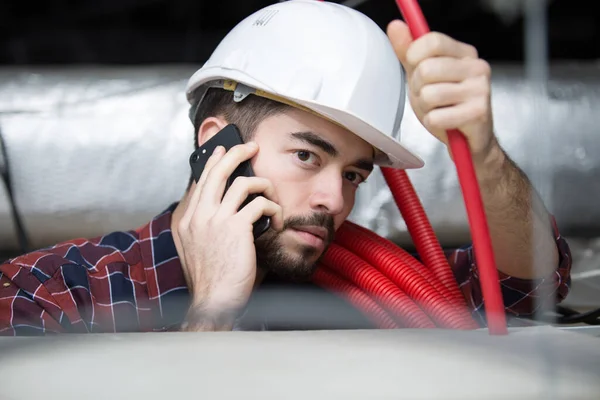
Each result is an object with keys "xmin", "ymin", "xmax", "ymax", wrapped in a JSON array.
[{"xmin": 196, "ymin": 116, "xmax": 229, "ymax": 146}]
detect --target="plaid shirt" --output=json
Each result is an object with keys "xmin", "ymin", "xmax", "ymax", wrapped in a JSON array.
[{"xmin": 0, "ymin": 203, "xmax": 571, "ymax": 335}]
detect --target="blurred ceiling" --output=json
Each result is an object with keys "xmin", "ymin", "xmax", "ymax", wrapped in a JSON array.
[{"xmin": 0, "ymin": 0, "xmax": 597, "ymax": 64}]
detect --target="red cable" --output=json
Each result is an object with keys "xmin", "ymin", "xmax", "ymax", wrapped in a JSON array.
[
  {"xmin": 393, "ymin": 0, "xmax": 507, "ymax": 335},
  {"xmin": 380, "ymin": 168, "xmax": 467, "ymax": 308},
  {"xmin": 313, "ymin": 267, "xmax": 401, "ymax": 329},
  {"xmin": 321, "ymin": 242, "xmax": 436, "ymax": 328},
  {"xmin": 336, "ymin": 222, "xmax": 478, "ymax": 329},
  {"xmin": 314, "ymin": 222, "xmax": 476, "ymax": 329},
  {"xmin": 344, "ymin": 221, "xmax": 439, "ymax": 284}
]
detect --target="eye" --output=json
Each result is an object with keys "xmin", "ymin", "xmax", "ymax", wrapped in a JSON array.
[
  {"xmin": 295, "ymin": 150, "xmax": 318, "ymax": 165},
  {"xmin": 344, "ymin": 171, "xmax": 366, "ymax": 186}
]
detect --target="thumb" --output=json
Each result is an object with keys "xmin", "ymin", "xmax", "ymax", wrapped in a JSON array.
[{"xmin": 386, "ymin": 19, "xmax": 413, "ymax": 72}]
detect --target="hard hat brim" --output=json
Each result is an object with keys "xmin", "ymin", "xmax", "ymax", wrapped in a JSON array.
[
  {"xmin": 186, "ymin": 69, "xmax": 425, "ymax": 170},
  {"xmin": 290, "ymin": 97, "xmax": 425, "ymax": 170}
]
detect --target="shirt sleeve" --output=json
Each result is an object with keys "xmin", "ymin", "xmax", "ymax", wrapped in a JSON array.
[
  {"xmin": 0, "ymin": 252, "xmax": 90, "ymax": 336},
  {"xmin": 447, "ymin": 216, "xmax": 572, "ymax": 325}
]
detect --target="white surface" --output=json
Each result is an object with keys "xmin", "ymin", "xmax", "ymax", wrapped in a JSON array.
[{"xmin": 1, "ymin": 326, "xmax": 599, "ymax": 399}]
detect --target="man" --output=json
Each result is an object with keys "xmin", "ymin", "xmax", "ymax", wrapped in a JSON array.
[{"xmin": 0, "ymin": 1, "xmax": 570, "ymax": 335}]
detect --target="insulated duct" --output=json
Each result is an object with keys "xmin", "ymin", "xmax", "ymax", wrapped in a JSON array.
[{"xmin": 0, "ymin": 63, "xmax": 599, "ymax": 252}]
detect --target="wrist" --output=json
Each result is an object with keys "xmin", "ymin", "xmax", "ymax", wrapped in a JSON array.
[
  {"xmin": 181, "ymin": 292, "xmax": 245, "ymax": 332},
  {"xmin": 181, "ymin": 305, "xmax": 237, "ymax": 332},
  {"xmin": 472, "ymin": 140, "xmax": 508, "ymax": 185}
]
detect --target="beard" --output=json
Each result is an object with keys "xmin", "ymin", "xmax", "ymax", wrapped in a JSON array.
[{"xmin": 255, "ymin": 212, "xmax": 335, "ymax": 282}]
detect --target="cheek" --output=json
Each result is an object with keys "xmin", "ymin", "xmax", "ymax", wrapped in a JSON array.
[
  {"xmin": 252, "ymin": 150, "xmax": 358, "ymax": 224},
  {"xmin": 334, "ymin": 190, "xmax": 356, "ymax": 230},
  {"xmin": 252, "ymin": 152, "xmax": 312, "ymax": 213}
]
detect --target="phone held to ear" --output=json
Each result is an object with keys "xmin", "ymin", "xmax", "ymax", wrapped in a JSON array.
[{"xmin": 189, "ymin": 124, "xmax": 271, "ymax": 240}]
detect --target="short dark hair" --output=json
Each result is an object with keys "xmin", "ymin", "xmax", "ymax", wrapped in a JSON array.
[{"xmin": 188, "ymin": 87, "xmax": 291, "ymax": 187}]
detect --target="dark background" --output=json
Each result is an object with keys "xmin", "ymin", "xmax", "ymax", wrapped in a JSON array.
[{"xmin": 0, "ymin": 0, "xmax": 597, "ymax": 65}]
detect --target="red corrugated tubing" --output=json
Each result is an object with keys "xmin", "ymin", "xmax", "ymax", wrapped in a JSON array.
[
  {"xmin": 380, "ymin": 168, "xmax": 467, "ymax": 309},
  {"xmin": 312, "ymin": 267, "xmax": 400, "ymax": 329},
  {"xmin": 310, "ymin": 0, "xmax": 508, "ymax": 335},
  {"xmin": 336, "ymin": 221, "xmax": 478, "ymax": 329},
  {"xmin": 320, "ymin": 242, "xmax": 436, "ymax": 328},
  {"xmin": 314, "ymin": 205, "xmax": 480, "ymax": 329},
  {"xmin": 391, "ymin": 0, "xmax": 507, "ymax": 334}
]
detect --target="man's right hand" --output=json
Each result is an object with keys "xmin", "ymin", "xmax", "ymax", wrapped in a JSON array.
[{"xmin": 176, "ymin": 142, "xmax": 283, "ymax": 331}]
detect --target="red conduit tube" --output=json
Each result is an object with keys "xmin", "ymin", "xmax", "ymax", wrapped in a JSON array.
[
  {"xmin": 314, "ymin": 223, "xmax": 476, "ymax": 330},
  {"xmin": 381, "ymin": 168, "xmax": 467, "ymax": 308},
  {"xmin": 313, "ymin": 267, "xmax": 401, "ymax": 329},
  {"xmin": 313, "ymin": 222, "xmax": 478, "ymax": 329},
  {"xmin": 321, "ymin": 243, "xmax": 436, "ymax": 328},
  {"xmin": 393, "ymin": 0, "xmax": 507, "ymax": 335},
  {"xmin": 336, "ymin": 223, "xmax": 478, "ymax": 329},
  {"xmin": 345, "ymin": 216, "xmax": 453, "ymax": 302}
]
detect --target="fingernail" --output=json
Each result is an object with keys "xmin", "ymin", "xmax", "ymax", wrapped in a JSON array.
[
  {"xmin": 213, "ymin": 146, "xmax": 224, "ymax": 155},
  {"xmin": 248, "ymin": 142, "xmax": 258, "ymax": 149}
]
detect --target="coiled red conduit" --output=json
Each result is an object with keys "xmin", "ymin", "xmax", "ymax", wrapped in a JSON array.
[
  {"xmin": 313, "ymin": 172, "xmax": 479, "ymax": 330},
  {"xmin": 310, "ymin": 0, "xmax": 508, "ymax": 335}
]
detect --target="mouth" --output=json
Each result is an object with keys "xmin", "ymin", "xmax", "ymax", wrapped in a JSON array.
[{"xmin": 292, "ymin": 226, "xmax": 328, "ymax": 241}]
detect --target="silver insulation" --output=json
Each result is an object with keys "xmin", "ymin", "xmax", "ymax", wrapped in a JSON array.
[{"xmin": 0, "ymin": 63, "xmax": 599, "ymax": 253}]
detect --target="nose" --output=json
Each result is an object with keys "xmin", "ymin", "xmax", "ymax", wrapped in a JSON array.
[{"xmin": 308, "ymin": 171, "xmax": 346, "ymax": 216}]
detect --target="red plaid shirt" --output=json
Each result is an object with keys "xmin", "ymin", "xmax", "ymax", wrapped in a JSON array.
[{"xmin": 0, "ymin": 203, "xmax": 571, "ymax": 335}]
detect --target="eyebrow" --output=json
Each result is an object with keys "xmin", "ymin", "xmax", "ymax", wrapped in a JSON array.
[{"xmin": 290, "ymin": 131, "xmax": 374, "ymax": 173}]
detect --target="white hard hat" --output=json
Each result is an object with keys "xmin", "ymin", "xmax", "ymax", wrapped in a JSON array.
[{"xmin": 186, "ymin": 0, "xmax": 424, "ymax": 169}]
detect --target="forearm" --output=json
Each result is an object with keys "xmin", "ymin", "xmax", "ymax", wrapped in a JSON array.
[{"xmin": 473, "ymin": 143, "xmax": 559, "ymax": 279}]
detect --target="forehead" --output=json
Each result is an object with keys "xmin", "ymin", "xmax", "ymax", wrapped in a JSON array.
[{"xmin": 255, "ymin": 108, "xmax": 374, "ymax": 159}]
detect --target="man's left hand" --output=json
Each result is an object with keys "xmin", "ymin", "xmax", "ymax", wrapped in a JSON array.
[{"xmin": 387, "ymin": 20, "xmax": 498, "ymax": 163}]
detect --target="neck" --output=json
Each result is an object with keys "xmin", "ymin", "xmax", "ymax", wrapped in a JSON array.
[{"xmin": 171, "ymin": 188, "xmax": 267, "ymax": 292}]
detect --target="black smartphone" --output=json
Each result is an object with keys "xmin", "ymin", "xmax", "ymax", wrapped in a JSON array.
[{"xmin": 189, "ymin": 124, "xmax": 271, "ymax": 240}]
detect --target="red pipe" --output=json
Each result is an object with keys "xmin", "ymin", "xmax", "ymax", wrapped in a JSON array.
[
  {"xmin": 392, "ymin": 0, "xmax": 507, "ymax": 335},
  {"xmin": 336, "ymin": 222, "xmax": 479, "ymax": 329},
  {"xmin": 380, "ymin": 168, "xmax": 467, "ymax": 308},
  {"xmin": 314, "ymin": 220, "xmax": 479, "ymax": 330},
  {"xmin": 321, "ymin": 242, "xmax": 436, "ymax": 328},
  {"xmin": 313, "ymin": 267, "xmax": 401, "ymax": 329},
  {"xmin": 342, "ymin": 221, "xmax": 442, "ymax": 287}
]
